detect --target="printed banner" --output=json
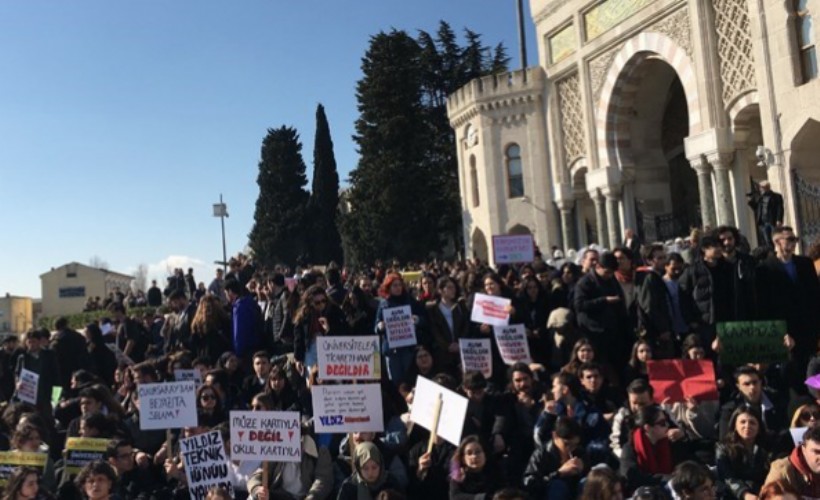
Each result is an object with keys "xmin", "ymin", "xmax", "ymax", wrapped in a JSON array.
[
  {"xmin": 493, "ymin": 324, "xmax": 532, "ymax": 365},
  {"xmin": 459, "ymin": 338, "xmax": 492, "ymax": 379},
  {"xmin": 316, "ymin": 336, "xmax": 380, "ymax": 380},
  {"xmin": 65, "ymin": 437, "xmax": 109, "ymax": 475},
  {"xmin": 717, "ymin": 320, "xmax": 788, "ymax": 365},
  {"xmin": 311, "ymin": 384, "xmax": 384, "ymax": 433},
  {"xmin": 410, "ymin": 376, "xmax": 469, "ymax": 446},
  {"xmin": 0, "ymin": 451, "xmax": 46, "ymax": 486},
  {"xmin": 470, "ymin": 293, "xmax": 511, "ymax": 327},
  {"xmin": 229, "ymin": 411, "xmax": 301, "ymax": 462},
  {"xmin": 180, "ymin": 430, "xmax": 234, "ymax": 500},
  {"xmin": 138, "ymin": 381, "xmax": 198, "ymax": 430},
  {"xmin": 492, "ymin": 234, "xmax": 534, "ymax": 264},
  {"xmin": 17, "ymin": 368, "xmax": 38, "ymax": 405},
  {"xmin": 647, "ymin": 360, "xmax": 719, "ymax": 403},
  {"xmin": 384, "ymin": 305, "xmax": 417, "ymax": 349},
  {"xmin": 174, "ymin": 369, "xmax": 203, "ymax": 385}
]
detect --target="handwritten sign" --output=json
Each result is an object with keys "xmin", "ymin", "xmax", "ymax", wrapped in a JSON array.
[
  {"xmin": 180, "ymin": 430, "xmax": 234, "ymax": 500},
  {"xmin": 470, "ymin": 293, "xmax": 511, "ymax": 327},
  {"xmin": 717, "ymin": 320, "xmax": 788, "ymax": 365},
  {"xmin": 384, "ymin": 305, "xmax": 417, "ymax": 349},
  {"xmin": 492, "ymin": 234, "xmax": 534, "ymax": 264},
  {"xmin": 494, "ymin": 324, "xmax": 532, "ymax": 364},
  {"xmin": 138, "ymin": 381, "xmax": 198, "ymax": 430},
  {"xmin": 311, "ymin": 384, "xmax": 384, "ymax": 433},
  {"xmin": 411, "ymin": 376, "xmax": 469, "ymax": 446},
  {"xmin": 65, "ymin": 437, "xmax": 109, "ymax": 475},
  {"xmin": 459, "ymin": 339, "xmax": 492, "ymax": 379},
  {"xmin": 229, "ymin": 411, "xmax": 301, "ymax": 462},
  {"xmin": 174, "ymin": 369, "xmax": 203, "ymax": 385},
  {"xmin": 0, "ymin": 452, "xmax": 46, "ymax": 486},
  {"xmin": 647, "ymin": 360, "xmax": 719, "ymax": 403},
  {"xmin": 316, "ymin": 336, "xmax": 380, "ymax": 380},
  {"xmin": 17, "ymin": 368, "xmax": 38, "ymax": 405}
]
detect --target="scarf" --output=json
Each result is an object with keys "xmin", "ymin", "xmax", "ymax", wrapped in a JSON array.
[
  {"xmin": 615, "ymin": 269, "xmax": 634, "ymax": 284},
  {"xmin": 632, "ymin": 428, "xmax": 673, "ymax": 475},
  {"xmin": 351, "ymin": 442, "xmax": 388, "ymax": 500}
]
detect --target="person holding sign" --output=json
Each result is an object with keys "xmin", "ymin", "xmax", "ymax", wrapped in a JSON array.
[
  {"xmin": 293, "ymin": 285, "xmax": 349, "ymax": 377},
  {"xmin": 470, "ymin": 273, "xmax": 518, "ymax": 386},
  {"xmin": 375, "ymin": 273, "xmax": 427, "ymax": 385},
  {"xmin": 15, "ymin": 329, "xmax": 58, "ymax": 426}
]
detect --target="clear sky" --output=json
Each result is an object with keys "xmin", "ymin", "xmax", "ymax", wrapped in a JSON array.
[{"xmin": 0, "ymin": 1, "xmax": 537, "ymax": 298}]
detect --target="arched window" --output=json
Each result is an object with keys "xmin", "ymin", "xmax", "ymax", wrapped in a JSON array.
[
  {"xmin": 506, "ymin": 144, "xmax": 525, "ymax": 198},
  {"xmin": 796, "ymin": 0, "xmax": 817, "ymax": 82},
  {"xmin": 469, "ymin": 155, "xmax": 479, "ymax": 207}
]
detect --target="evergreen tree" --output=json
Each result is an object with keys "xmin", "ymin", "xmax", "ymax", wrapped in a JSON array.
[
  {"xmin": 307, "ymin": 104, "xmax": 343, "ymax": 265},
  {"xmin": 248, "ymin": 126, "xmax": 309, "ymax": 267}
]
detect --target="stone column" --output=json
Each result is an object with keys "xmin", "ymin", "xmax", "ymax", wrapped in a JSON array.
[
  {"xmin": 592, "ymin": 190, "xmax": 608, "ymax": 247},
  {"xmin": 557, "ymin": 200, "xmax": 576, "ymax": 251},
  {"xmin": 708, "ymin": 152, "xmax": 736, "ymax": 226},
  {"xmin": 603, "ymin": 188, "xmax": 622, "ymax": 250},
  {"xmin": 691, "ymin": 156, "xmax": 717, "ymax": 228}
]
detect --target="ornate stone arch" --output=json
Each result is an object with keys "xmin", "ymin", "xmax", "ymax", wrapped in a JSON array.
[
  {"xmin": 727, "ymin": 90, "xmax": 760, "ymax": 129},
  {"xmin": 596, "ymin": 32, "xmax": 703, "ymax": 169}
]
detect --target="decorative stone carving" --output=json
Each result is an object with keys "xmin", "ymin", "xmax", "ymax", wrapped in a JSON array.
[
  {"xmin": 650, "ymin": 7, "xmax": 692, "ymax": 55},
  {"xmin": 533, "ymin": 0, "xmax": 574, "ymax": 24},
  {"xmin": 713, "ymin": 0, "xmax": 757, "ymax": 106},
  {"xmin": 589, "ymin": 42, "xmax": 626, "ymax": 104},
  {"xmin": 557, "ymin": 73, "xmax": 586, "ymax": 164}
]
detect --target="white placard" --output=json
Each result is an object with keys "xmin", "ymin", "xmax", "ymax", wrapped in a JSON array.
[
  {"xmin": 174, "ymin": 369, "xmax": 203, "ymax": 385},
  {"xmin": 470, "ymin": 293, "xmax": 511, "ymax": 327},
  {"xmin": 229, "ymin": 411, "xmax": 301, "ymax": 462},
  {"xmin": 492, "ymin": 234, "xmax": 534, "ymax": 264},
  {"xmin": 792, "ymin": 426, "xmax": 809, "ymax": 447},
  {"xmin": 17, "ymin": 368, "xmax": 39, "ymax": 405},
  {"xmin": 493, "ymin": 324, "xmax": 532, "ymax": 364},
  {"xmin": 316, "ymin": 336, "xmax": 380, "ymax": 380},
  {"xmin": 180, "ymin": 430, "xmax": 234, "ymax": 500},
  {"xmin": 410, "ymin": 376, "xmax": 468, "ymax": 446},
  {"xmin": 384, "ymin": 305, "xmax": 417, "ymax": 349},
  {"xmin": 138, "ymin": 381, "xmax": 198, "ymax": 430},
  {"xmin": 459, "ymin": 338, "xmax": 492, "ymax": 379},
  {"xmin": 311, "ymin": 384, "xmax": 384, "ymax": 433}
]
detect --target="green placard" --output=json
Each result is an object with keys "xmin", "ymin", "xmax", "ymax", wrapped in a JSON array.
[
  {"xmin": 51, "ymin": 386, "xmax": 62, "ymax": 407},
  {"xmin": 717, "ymin": 320, "xmax": 788, "ymax": 366}
]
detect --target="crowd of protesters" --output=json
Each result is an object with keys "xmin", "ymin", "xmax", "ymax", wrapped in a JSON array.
[{"xmin": 2, "ymin": 224, "xmax": 820, "ymax": 500}]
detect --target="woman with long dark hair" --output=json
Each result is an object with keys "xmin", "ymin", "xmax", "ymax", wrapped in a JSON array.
[
  {"xmin": 84, "ymin": 324, "xmax": 117, "ymax": 387},
  {"xmin": 189, "ymin": 295, "xmax": 232, "ymax": 362},
  {"xmin": 341, "ymin": 286, "xmax": 376, "ymax": 335},
  {"xmin": 448, "ymin": 435, "xmax": 502, "ymax": 499},
  {"xmin": 2, "ymin": 467, "xmax": 52, "ymax": 500},
  {"xmin": 293, "ymin": 285, "xmax": 348, "ymax": 376},
  {"xmin": 516, "ymin": 275, "xmax": 551, "ymax": 364},
  {"xmin": 619, "ymin": 405, "xmax": 682, "ymax": 493},
  {"xmin": 716, "ymin": 407, "xmax": 770, "ymax": 499}
]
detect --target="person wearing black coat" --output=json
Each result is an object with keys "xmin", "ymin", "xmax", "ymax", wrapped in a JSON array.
[
  {"xmin": 448, "ymin": 436, "xmax": 503, "ymax": 500},
  {"xmin": 293, "ymin": 285, "xmax": 349, "ymax": 371},
  {"xmin": 83, "ymin": 324, "xmax": 117, "ymax": 387},
  {"xmin": 637, "ymin": 244, "xmax": 675, "ymax": 358},
  {"xmin": 523, "ymin": 417, "xmax": 589, "ymax": 499},
  {"xmin": 426, "ymin": 277, "xmax": 470, "ymax": 378},
  {"xmin": 50, "ymin": 317, "xmax": 92, "ymax": 392}
]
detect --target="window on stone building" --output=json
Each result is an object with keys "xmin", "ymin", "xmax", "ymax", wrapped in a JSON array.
[
  {"xmin": 506, "ymin": 144, "xmax": 525, "ymax": 198},
  {"xmin": 796, "ymin": 0, "xmax": 818, "ymax": 82},
  {"xmin": 470, "ymin": 155, "xmax": 479, "ymax": 207}
]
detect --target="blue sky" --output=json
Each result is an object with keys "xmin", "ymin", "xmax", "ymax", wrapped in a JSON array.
[{"xmin": 0, "ymin": 1, "xmax": 536, "ymax": 298}]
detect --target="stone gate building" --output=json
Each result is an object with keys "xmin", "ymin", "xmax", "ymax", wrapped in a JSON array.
[{"xmin": 447, "ymin": 0, "xmax": 820, "ymax": 263}]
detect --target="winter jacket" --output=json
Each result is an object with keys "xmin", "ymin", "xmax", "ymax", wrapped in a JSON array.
[
  {"xmin": 764, "ymin": 445, "xmax": 820, "ymax": 498},
  {"xmin": 716, "ymin": 443, "xmax": 770, "ymax": 499}
]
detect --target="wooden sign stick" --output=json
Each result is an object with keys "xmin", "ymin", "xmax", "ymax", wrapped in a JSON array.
[
  {"xmin": 262, "ymin": 461, "xmax": 269, "ymax": 490},
  {"xmin": 426, "ymin": 393, "xmax": 443, "ymax": 454},
  {"xmin": 165, "ymin": 429, "xmax": 173, "ymax": 462}
]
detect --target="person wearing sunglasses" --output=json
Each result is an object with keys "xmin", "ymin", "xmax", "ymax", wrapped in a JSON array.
[
  {"xmin": 620, "ymin": 404, "xmax": 684, "ymax": 494},
  {"xmin": 195, "ymin": 384, "xmax": 225, "ymax": 424},
  {"xmin": 293, "ymin": 285, "xmax": 348, "ymax": 377},
  {"xmin": 791, "ymin": 403, "xmax": 820, "ymax": 429}
]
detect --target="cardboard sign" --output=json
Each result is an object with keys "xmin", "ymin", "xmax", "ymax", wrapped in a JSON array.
[
  {"xmin": 717, "ymin": 320, "xmax": 788, "ymax": 365},
  {"xmin": 647, "ymin": 360, "xmax": 719, "ymax": 403},
  {"xmin": 493, "ymin": 324, "xmax": 532, "ymax": 364},
  {"xmin": 0, "ymin": 451, "xmax": 46, "ymax": 486},
  {"xmin": 316, "ymin": 336, "xmax": 380, "ymax": 380},
  {"xmin": 470, "ymin": 294, "xmax": 511, "ymax": 327},
  {"xmin": 384, "ymin": 305, "xmax": 417, "ymax": 349},
  {"xmin": 410, "ymin": 376, "xmax": 469, "ymax": 446},
  {"xmin": 459, "ymin": 338, "xmax": 492, "ymax": 379},
  {"xmin": 229, "ymin": 411, "xmax": 301, "ymax": 462},
  {"xmin": 400, "ymin": 271, "xmax": 422, "ymax": 284},
  {"xmin": 492, "ymin": 234, "xmax": 535, "ymax": 264},
  {"xmin": 17, "ymin": 368, "xmax": 38, "ymax": 405},
  {"xmin": 174, "ymin": 369, "xmax": 203, "ymax": 385},
  {"xmin": 791, "ymin": 427, "xmax": 809, "ymax": 447},
  {"xmin": 180, "ymin": 430, "xmax": 234, "ymax": 500},
  {"xmin": 311, "ymin": 384, "xmax": 384, "ymax": 433},
  {"xmin": 64, "ymin": 437, "xmax": 109, "ymax": 475},
  {"xmin": 138, "ymin": 381, "xmax": 198, "ymax": 430}
]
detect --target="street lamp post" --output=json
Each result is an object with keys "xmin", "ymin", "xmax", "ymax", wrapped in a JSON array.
[{"xmin": 213, "ymin": 194, "xmax": 229, "ymax": 275}]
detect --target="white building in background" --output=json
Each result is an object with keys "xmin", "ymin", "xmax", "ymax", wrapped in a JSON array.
[
  {"xmin": 448, "ymin": 0, "xmax": 820, "ymax": 263},
  {"xmin": 40, "ymin": 262, "xmax": 133, "ymax": 317}
]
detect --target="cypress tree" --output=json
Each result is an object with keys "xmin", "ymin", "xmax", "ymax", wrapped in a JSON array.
[{"xmin": 307, "ymin": 104, "xmax": 343, "ymax": 265}]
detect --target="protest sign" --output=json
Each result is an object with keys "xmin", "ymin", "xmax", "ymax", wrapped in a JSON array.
[
  {"xmin": 64, "ymin": 437, "xmax": 109, "ymax": 475},
  {"xmin": 0, "ymin": 451, "xmax": 46, "ymax": 486},
  {"xmin": 492, "ymin": 234, "xmax": 535, "ymax": 264},
  {"xmin": 311, "ymin": 383, "xmax": 384, "ymax": 433},
  {"xmin": 384, "ymin": 305, "xmax": 417, "ymax": 349},
  {"xmin": 459, "ymin": 338, "xmax": 492, "ymax": 379},
  {"xmin": 493, "ymin": 324, "xmax": 532, "ymax": 364},
  {"xmin": 51, "ymin": 387, "xmax": 62, "ymax": 407},
  {"xmin": 229, "ymin": 411, "xmax": 301, "ymax": 462},
  {"xmin": 138, "ymin": 381, "xmax": 198, "ymax": 430},
  {"xmin": 791, "ymin": 427, "xmax": 809, "ymax": 447},
  {"xmin": 470, "ymin": 294, "xmax": 511, "ymax": 327},
  {"xmin": 17, "ymin": 368, "xmax": 38, "ymax": 405},
  {"xmin": 716, "ymin": 320, "xmax": 788, "ymax": 365},
  {"xmin": 400, "ymin": 271, "xmax": 422, "ymax": 284},
  {"xmin": 174, "ymin": 369, "xmax": 203, "ymax": 385},
  {"xmin": 410, "ymin": 376, "xmax": 469, "ymax": 446},
  {"xmin": 647, "ymin": 360, "xmax": 719, "ymax": 403},
  {"xmin": 316, "ymin": 336, "xmax": 380, "ymax": 380},
  {"xmin": 180, "ymin": 430, "xmax": 234, "ymax": 500}
]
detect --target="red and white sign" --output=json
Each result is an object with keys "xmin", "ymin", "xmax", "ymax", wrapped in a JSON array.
[
  {"xmin": 459, "ymin": 338, "xmax": 492, "ymax": 379},
  {"xmin": 494, "ymin": 324, "xmax": 532, "ymax": 364},
  {"xmin": 470, "ymin": 293, "xmax": 511, "ymax": 327},
  {"xmin": 229, "ymin": 411, "xmax": 301, "ymax": 462}
]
